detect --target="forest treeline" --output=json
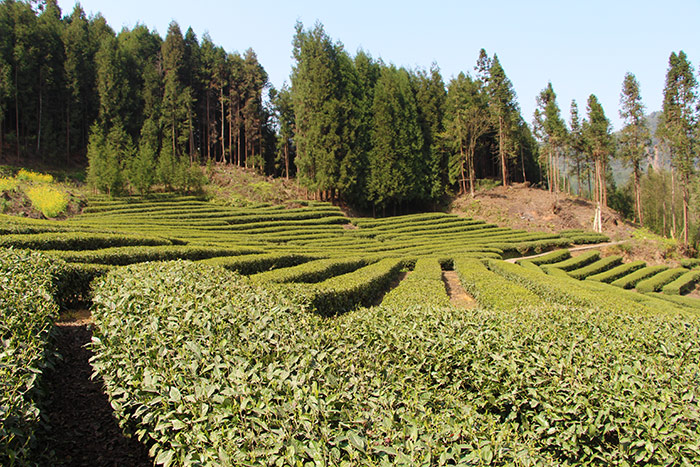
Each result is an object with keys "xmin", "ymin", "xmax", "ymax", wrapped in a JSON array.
[{"xmin": 0, "ymin": 1, "xmax": 698, "ymax": 247}]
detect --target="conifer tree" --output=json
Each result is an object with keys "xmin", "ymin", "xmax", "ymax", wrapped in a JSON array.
[
  {"xmin": 444, "ymin": 72, "xmax": 490, "ymax": 197},
  {"xmin": 659, "ymin": 51, "xmax": 697, "ymax": 247},
  {"xmin": 533, "ymin": 82, "xmax": 567, "ymax": 193},
  {"xmin": 618, "ymin": 72, "xmax": 651, "ymax": 224},
  {"xmin": 368, "ymin": 65, "xmax": 425, "ymax": 214},
  {"xmin": 583, "ymin": 95, "xmax": 614, "ymax": 232},
  {"xmin": 413, "ymin": 64, "xmax": 447, "ymax": 203},
  {"xmin": 487, "ymin": 54, "xmax": 519, "ymax": 187}
]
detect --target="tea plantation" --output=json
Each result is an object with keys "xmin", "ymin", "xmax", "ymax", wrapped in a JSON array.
[{"xmin": 2, "ymin": 195, "xmax": 700, "ymax": 466}]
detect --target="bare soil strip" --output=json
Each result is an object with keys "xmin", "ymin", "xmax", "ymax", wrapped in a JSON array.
[
  {"xmin": 39, "ymin": 317, "xmax": 151, "ymax": 466},
  {"xmin": 442, "ymin": 271, "xmax": 476, "ymax": 308}
]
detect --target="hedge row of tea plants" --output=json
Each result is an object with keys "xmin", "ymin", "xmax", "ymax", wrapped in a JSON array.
[
  {"xmin": 635, "ymin": 268, "xmax": 689, "ymax": 294},
  {"xmin": 198, "ymin": 253, "xmax": 318, "ymax": 275},
  {"xmin": 586, "ymin": 260, "xmax": 646, "ymax": 283},
  {"xmin": 566, "ymin": 255, "xmax": 623, "ymax": 280},
  {"xmin": 0, "ymin": 232, "xmax": 175, "ymax": 251},
  {"xmin": 660, "ymin": 269, "xmax": 700, "ymax": 295},
  {"xmin": 518, "ymin": 249, "xmax": 571, "ymax": 265},
  {"xmin": 1, "ymin": 249, "xmax": 61, "ymax": 464},
  {"xmin": 454, "ymin": 257, "xmax": 546, "ymax": 310},
  {"xmin": 89, "ymin": 260, "xmax": 700, "ymax": 466},
  {"xmin": 610, "ymin": 264, "xmax": 669, "ymax": 289},
  {"xmin": 288, "ymin": 257, "xmax": 406, "ymax": 315},
  {"xmin": 250, "ymin": 257, "xmax": 372, "ymax": 284},
  {"xmin": 48, "ymin": 244, "xmax": 261, "ymax": 266},
  {"xmin": 381, "ymin": 257, "xmax": 450, "ymax": 308},
  {"xmin": 543, "ymin": 250, "xmax": 600, "ymax": 271}
]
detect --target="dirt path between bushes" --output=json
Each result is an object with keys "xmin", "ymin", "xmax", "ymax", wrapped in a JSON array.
[
  {"xmin": 442, "ymin": 271, "xmax": 476, "ymax": 308},
  {"xmin": 38, "ymin": 314, "xmax": 151, "ymax": 467}
]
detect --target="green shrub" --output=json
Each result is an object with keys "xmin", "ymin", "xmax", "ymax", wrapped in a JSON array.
[
  {"xmin": 586, "ymin": 260, "xmax": 646, "ymax": 283},
  {"xmin": 661, "ymin": 270, "xmax": 700, "ymax": 295},
  {"xmin": 520, "ymin": 249, "xmax": 570, "ymax": 265},
  {"xmin": 382, "ymin": 258, "xmax": 450, "ymax": 308},
  {"xmin": 611, "ymin": 265, "xmax": 669, "ymax": 289},
  {"xmin": 88, "ymin": 260, "xmax": 700, "ymax": 466},
  {"xmin": 1, "ymin": 249, "xmax": 61, "ymax": 464},
  {"xmin": 567, "ymin": 255, "xmax": 623, "ymax": 280},
  {"xmin": 454, "ymin": 257, "xmax": 545, "ymax": 310},
  {"xmin": 48, "ymin": 245, "xmax": 262, "ymax": 266},
  {"xmin": 199, "ymin": 253, "xmax": 318, "ymax": 275},
  {"xmin": 648, "ymin": 292, "xmax": 700, "ymax": 310},
  {"xmin": 545, "ymin": 250, "xmax": 600, "ymax": 271},
  {"xmin": 289, "ymin": 258, "xmax": 404, "ymax": 315},
  {"xmin": 636, "ymin": 268, "xmax": 688, "ymax": 294},
  {"xmin": 250, "ymin": 257, "xmax": 373, "ymax": 284},
  {"xmin": 680, "ymin": 258, "xmax": 700, "ymax": 269},
  {"xmin": 0, "ymin": 232, "xmax": 173, "ymax": 251}
]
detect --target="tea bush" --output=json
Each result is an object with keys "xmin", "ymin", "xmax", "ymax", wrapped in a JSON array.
[{"xmin": 1, "ymin": 249, "xmax": 61, "ymax": 464}]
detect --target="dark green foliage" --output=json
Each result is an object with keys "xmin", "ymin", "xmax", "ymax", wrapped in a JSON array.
[{"xmin": 367, "ymin": 65, "xmax": 426, "ymax": 213}]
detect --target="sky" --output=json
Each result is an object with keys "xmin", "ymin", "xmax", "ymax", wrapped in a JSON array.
[{"xmin": 55, "ymin": 0, "xmax": 700, "ymax": 131}]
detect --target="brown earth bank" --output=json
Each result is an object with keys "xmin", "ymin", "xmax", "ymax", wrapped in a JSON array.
[
  {"xmin": 451, "ymin": 182, "xmax": 635, "ymax": 240},
  {"xmin": 38, "ymin": 319, "xmax": 151, "ymax": 467}
]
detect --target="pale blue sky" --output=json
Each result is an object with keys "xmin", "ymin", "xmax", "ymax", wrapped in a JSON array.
[{"xmin": 56, "ymin": 0, "xmax": 700, "ymax": 131}]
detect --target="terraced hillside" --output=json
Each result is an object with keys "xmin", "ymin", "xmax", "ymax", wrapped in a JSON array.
[{"xmin": 3, "ymin": 195, "xmax": 700, "ymax": 466}]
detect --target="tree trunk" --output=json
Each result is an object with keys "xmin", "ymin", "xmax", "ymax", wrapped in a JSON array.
[
  {"xmin": 682, "ymin": 180, "xmax": 689, "ymax": 248},
  {"xmin": 37, "ymin": 76, "xmax": 43, "ymax": 157},
  {"xmin": 206, "ymin": 90, "xmax": 211, "ymax": 160},
  {"xmin": 66, "ymin": 105, "xmax": 70, "ymax": 164},
  {"xmin": 284, "ymin": 143, "xmax": 289, "ymax": 180},
  {"xmin": 499, "ymin": 116, "xmax": 508, "ymax": 186},
  {"xmin": 633, "ymin": 164, "xmax": 642, "ymax": 224},
  {"xmin": 468, "ymin": 146, "xmax": 476, "ymax": 198},
  {"xmin": 671, "ymin": 168, "xmax": 677, "ymax": 240},
  {"xmin": 15, "ymin": 66, "xmax": 20, "ymax": 163},
  {"xmin": 220, "ymin": 86, "xmax": 225, "ymax": 163}
]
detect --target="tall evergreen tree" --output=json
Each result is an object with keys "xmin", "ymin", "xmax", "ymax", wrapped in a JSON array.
[
  {"xmin": 291, "ymin": 21, "xmax": 350, "ymax": 199},
  {"xmin": 533, "ymin": 82, "xmax": 567, "ymax": 193},
  {"xmin": 269, "ymin": 84, "xmax": 295, "ymax": 179},
  {"xmin": 444, "ymin": 72, "xmax": 490, "ymax": 197},
  {"xmin": 367, "ymin": 65, "xmax": 425, "ymax": 214},
  {"xmin": 618, "ymin": 72, "xmax": 651, "ymax": 224},
  {"xmin": 659, "ymin": 51, "xmax": 697, "ymax": 247},
  {"xmin": 583, "ymin": 94, "xmax": 614, "ymax": 232},
  {"xmin": 161, "ymin": 21, "xmax": 188, "ymax": 160},
  {"xmin": 487, "ymin": 54, "xmax": 519, "ymax": 186},
  {"xmin": 567, "ymin": 100, "xmax": 587, "ymax": 196},
  {"xmin": 413, "ymin": 64, "xmax": 447, "ymax": 203}
]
